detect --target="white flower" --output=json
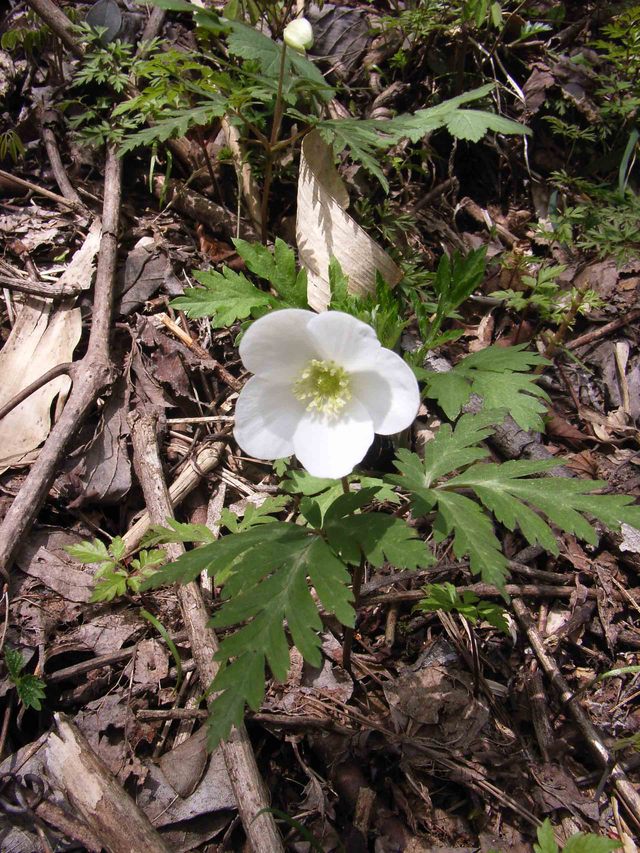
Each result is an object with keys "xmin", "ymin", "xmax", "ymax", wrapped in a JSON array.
[
  {"xmin": 233, "ymin": 309, "xmax": 420, "ymax": 479},
  {"xmin": 283, "ymin": 17, "xmax": 314, "ymax": 52}
]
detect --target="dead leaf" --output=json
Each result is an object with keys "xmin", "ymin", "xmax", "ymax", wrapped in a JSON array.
[
  {"xmin": 159, "ymin": 725, "xmax": 208, "ymax": 797},
  {"xmin": 67, "ymin": 377, "xmax": 132, "ymax": 507},
  {"xmin": 296, "ymin": 130, "xmax": 401, "ymax": 311},
  {"xmin": 0, "ymin": 221, "xmax": 101, "ymax": 471}
]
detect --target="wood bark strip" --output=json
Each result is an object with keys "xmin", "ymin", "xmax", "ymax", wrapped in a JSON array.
[
  {"xmin": 129, "ymin": 410, "xmax": 284, "ymax": 853},
  {"xmin": 45, "ymin": 714, "xmax": 171, "ymax": 853}
]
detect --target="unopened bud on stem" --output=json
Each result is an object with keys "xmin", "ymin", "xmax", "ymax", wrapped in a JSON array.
[{"xmin": 283, "ymin": 17, "xmax": 314, "ymax": 53}]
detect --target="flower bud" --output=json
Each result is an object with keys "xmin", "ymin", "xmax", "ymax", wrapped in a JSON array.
[{"xmin": 283, "ymin": 17, "xmax": 314, "ymax": 53}]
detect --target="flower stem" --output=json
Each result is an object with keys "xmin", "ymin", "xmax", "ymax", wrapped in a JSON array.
[
  {"xmin": 260, "ymin": 40, "xmax": 288, "ymax": 243},
  {"xmin": 342, "ymin": 555, "xmax": 365, "ymax": 674}
]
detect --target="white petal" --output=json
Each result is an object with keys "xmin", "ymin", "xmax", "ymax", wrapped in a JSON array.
[
  {"xmin": 307, "ymin": 311, "xmax": 381, "ymax": 371},
  {"xmin": 293, "ymin": 398, "xmax": 374, "ymax": 479},
  {"xmin": 239, "ymin": 309, "xmax": 319, "ymax": 382},
  {"xmin": 351, "ymin": 348, "xmax": 420, "ymax": 434},
  {"xmin": 234, "ymin": 376, "xmax": 304, "ymax": 460}
]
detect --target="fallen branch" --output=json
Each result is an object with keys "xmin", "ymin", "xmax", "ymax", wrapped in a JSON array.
[
  {"xmin": 0, "ymin": 273, "xmax": 85, "ymax": 299},
  {"xmin": 45, "ymin": 714, "xmax": 171, "ymax": 853},
  {"xmin": 129, "ymin": 410, "xmax": 284, "ymax": 853},
  {"xmin": 0, "ymin": 146, "xmax": 121, "ymax": 581},
  {"xmin": 24, "ymin": 0, "xmax": 84, "ymax": 58},
  {"xmin": 512, "ymin": 597, "xmax": 640, "ymax": 830},
  {"xmin": 0, "ymin": 168, "xmax": 84, "ymax": 212},
  {"xmin": 40, "ymin": 110, "xmax": 84, "ymax": 206},
  {"xmin": 123, "ymin": 441, "xmax": 225, "ymax": 553}
]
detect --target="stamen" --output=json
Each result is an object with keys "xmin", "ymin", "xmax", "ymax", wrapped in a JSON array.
[{"xmin": 293, "ymin": 359, "xmax": 351, "ymax": 417}]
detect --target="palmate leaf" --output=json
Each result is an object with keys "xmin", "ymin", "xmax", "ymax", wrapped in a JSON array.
[
  {"xmin": 418, "ymin": 344, "xmax": 550, "ymax": 431},
  {"xmin": 433, "ymin": 490, "xmax": 510, "ymax": 590},
  {"xmin": 140, "ymin": 523, "xmax": 303, "ymax": 587},
  {"xmin": 318, "ymin": 84, "xmax": 529, "ymax": 189},
  {"xmin": 232, "ymin": 238, "xmax": 308, "ymax": 307},
  {"xmin": 448, "ymin": 460, "xmax": 640, "ymax": 549},
  {"xmin": 142, "ymin": 524, "xmax": 355, "ymax": 748},
  {"xmin": 388, "ymin": 410, "xmax": 499, "ymax": 496},
  {"xmin": 389, "ymin": 413, "xmax": 640, "ymax": 593},
  {"xmin": 222, "ymin": 19, "xmax": 332, "ymax": 100},
  {"xmin": 118, "ymin": 98, "xmax": 227, "ymax": 154},
  {"xmin": 171, "ymin": 267, "xmax": 275, "ymax": 324},
  {"xmin": 205, "ymin": 534, "xmax": 354, "ymax": 746}
]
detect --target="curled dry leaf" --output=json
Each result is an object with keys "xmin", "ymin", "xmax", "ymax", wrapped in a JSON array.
[{"xmin": 296, "ymin": 129, "xmax": 402, "ymax": 311}]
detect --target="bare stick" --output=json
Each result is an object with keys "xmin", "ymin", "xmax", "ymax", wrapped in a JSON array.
[
  {"xmin": 566, "ymin": 308, "xmax": 640, "ymax": 351},
  {"xmin": 139, "ymin": 5, "xmax": 166, "ymax": 46},
  {"xmin": 0, "ymin": 147, "xmax": 122, "ymax": 581},
  {"xmin": 45, "ymin": 714, "xmax": 171, "ymax": 853},
  {"xmin": 123, "ymin": 442, "xmax": 225, "ymax": 553},
  {"xmin": 40, "ymin": 111, "xmax": 84, "ymax": 205},
  {"xmin": 129, "ymin": 411, "xmax": 284, "ymax": 853},
  {"xmin": 0, "ymin": 169, "xmax": 84, "ymax": 211},
  {"xmin": 0, "ymin": 363, "xmax": 73, "ymax": 422},
  {"xmin": 24, "ymin": 0, "xmax": 84, "ymax": 58},
  {"xmin": 512, "ymin": 598, "xmax": 640, "ymax": 829},
  {"xmin": 0, "ymin": 274, "xmax": 84, "ymax": 299}
]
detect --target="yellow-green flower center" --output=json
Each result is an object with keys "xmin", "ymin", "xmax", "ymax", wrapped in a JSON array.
[{"xmin": 293, "ymin": 359, "xmax": 351, "ymax": 417}]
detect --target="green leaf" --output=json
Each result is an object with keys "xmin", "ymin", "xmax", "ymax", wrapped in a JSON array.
[
  {"xmin": 434, "ymin": 490, "xmax": 510, "ymax": 591},
  {"xmin": 534, "ymin": 819, "xmax": 559, "ymax": 853},
  {"xmin": 118, "ymin": 99, "xmax": 227, "ymax": 154},
  {"xmin": 4, "ymin": 648, "xmax": 25, "ymax": 680},
  {"xmin": 141, "ymin": 518, "xmax": 217, "ymax": 547},
  {"xmin": 318, "ymin": 85, "xmax": 529, "ymax": 188},
  {"xmin": 203, "ymin": 533, "xmax": 354, "ymax": 748},
  {"xmin": 224, "ymin": 19, "xmax": 331, "ymax": 98},
  {"xmin": 206, "ymin": 652, "xmax": 265, "ymax": 748},
  {"xmin": 65, "ymin": 538, "xmax": 112, "ymax": 564},
  {"xmin": 562, "ymin": 834, "xmax": 621, "ymax": 853},
  {"xmin": 444, "ymin": 109, "xmax": 531, "ymax": 142},
  {"xmin": 140, "ymin": 523, "xmax": 305, "ymax": 589},
  {"xmin": 16, "ymin": 674, "xmax": 47, "ymax": 711},
  {"xmin": 109, "ymin": 536, "xmax": 126, "ymax": 562},
  {"xmin": 415, "ymin": 582, "xmax": 510, "ymax": 634},
  {"xmin": 4, "ymin": 649, "xmax": 47, "ymax": 710},
  {"xmin": 388, "ymin": 411, "xmax": 499, "ymax": 495},
  {"xmin": 171, "ymin": 267, "xmax": 275, "ymax": 324},
  {"xmin": 90, "ymin": 569, "xmax": 129, "ymax": 602},
  {"xmin": 232, "ymin": 238, "xmax": 308, "ymax": 307},
  {"xmin": 419, "ymin": 344, "xmax": 550, "ymax": 431},
  {"xmin": 326, "ymin": 511, "xmax": 434, "ymax": 570},
  {"xmin": 220, "ymin": 495, "xmax": 290, "ymax": 533}
]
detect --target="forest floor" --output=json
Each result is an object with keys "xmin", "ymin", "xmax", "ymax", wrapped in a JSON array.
[{"xmin": 0, "ymin": 1, "xmax": 639, "ymax": 851}]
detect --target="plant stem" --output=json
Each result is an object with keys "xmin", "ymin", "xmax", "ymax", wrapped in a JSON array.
[
  {"xmin": 260, "ymin": 39, "xmax": 288, "ymax": 243},
  {"xmin": 342, "ymin": 556, "xmax": 365, "ymax": 674}
]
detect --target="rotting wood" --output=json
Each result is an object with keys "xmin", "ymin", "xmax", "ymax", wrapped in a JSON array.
[
  {"xmin": 0, "ymin": 146, "xmax": 121, "ymax": 582},
  {"xmin": 45, "ymin": 713, "xmax": 171, "ymax": 853},
  {"xmin": 129, "ymin": 410, "xmax": 284, "ymax": 853},
  {"xmin": 153, "ymin": 175, "xmax": 260, "ymax": 241}
]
